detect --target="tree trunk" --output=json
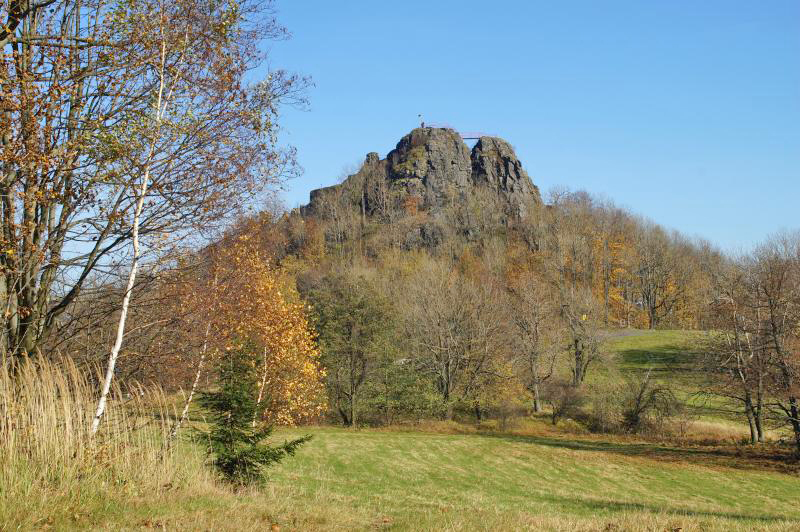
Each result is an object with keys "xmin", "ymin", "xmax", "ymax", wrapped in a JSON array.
[
  {"xmin": 170, "ymin": 352, "xmax": 206, "ymax": 440},
  {"xmin": 532, "ymin": 382, "xmax": 541, "ymax": 413},
  {"xmin": 444, "ymin": 401, "xmax": 454, "ymax": 421},
  {"xmin": 254, "ymin": 346, "xmax": 268, "ymax": 427},
  {"xmin": 603, "ymin": 239, "xmax": 610, "ymax": 325},
  {"xmin": 91, "ymin": 192, "xmax": 145, "ymax": 434},
  {"xmin": 754, "ymin": 410, "xmax": 765, "ymax": 444},
  {"xmin": 573, "ymin": 339, "xmax": 584, "ymax": 386},
  {"xmin": 744, "ymin": 398, "xmax": 757, "ymax": 445},
  {"xmin": 337, "ymin": 403, "xmax": 351, "ymax": 426},
  {"xmin": 350, "ymin": 391, "xmax": 357, "ymax": 428},
  {"xmin": 168, "ymin": 323, "xmax": 211, "ymax": 443},
  {"xmin": 789, "ymin": 397, "xmax": 800, "ymax": 456},
  {"xmin": 755, "ymin": 373, "xmax": 765, "ymax": 443}
]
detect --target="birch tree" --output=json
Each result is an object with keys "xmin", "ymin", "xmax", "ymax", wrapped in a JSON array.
[
  {"xmin": 167, "ymin": 227, "xmax": 325, "ymax": 440},
  {"xmin": 90, "ymin": 0, "xmax": 307, "ymax": 431}
]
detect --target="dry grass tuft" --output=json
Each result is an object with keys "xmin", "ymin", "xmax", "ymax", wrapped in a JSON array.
[{"xmin": 0, "ymin": 357, "xmax": 206, "ymax": 528}]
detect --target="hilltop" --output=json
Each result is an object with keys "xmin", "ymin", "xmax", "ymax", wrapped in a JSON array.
[{"xmin": 300, "ymin": 127, "xmax": 542, "ymax": 249}]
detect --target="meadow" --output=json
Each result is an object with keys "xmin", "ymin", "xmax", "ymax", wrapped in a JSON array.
[
  {"xmin": 3, "ymin": 331, "xmax": 798, "ymax": 531},
  {"xmin": 25, "ymin": 423, "xmax": 798, "ymax": 531}
]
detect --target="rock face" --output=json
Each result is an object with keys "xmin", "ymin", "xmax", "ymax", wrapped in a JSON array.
[
  {"xmin": 301, "ymin": 127, "xmax": 541, "ymax": 239},
  {"xmin": 386, "ymin": 127, "xmax": 473, "ymax": 209},
  {"xmin": 471, "ymin": 136, "xmax": 540, "ymax": 217}
]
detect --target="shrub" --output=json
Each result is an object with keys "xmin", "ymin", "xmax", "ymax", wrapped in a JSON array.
[
  {"xmin": 199, "ymin": 340, "xmax": 310, "ymax": 486},
  {"xmin": 619, "ymin": 369, "xmax": 679, "ymax": 434},
  {"xmin": 583, "ymin": 382, "xmax": 623, "ymax": 434},
  {"xmin": 544, "ymin": 380, "xmax": 586, "ymax": 425},
  {"xmin": 359, "ymin": 357, "xmax": 445, "ymax": 425}
]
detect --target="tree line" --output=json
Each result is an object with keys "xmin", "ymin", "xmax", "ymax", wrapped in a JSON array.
[
  {"xmin": 275, "ymin": 183, "xmax": 800, "ymax": 453},
  {"xmin": 2, "ymin": 1, "xmax": 798, "ymax": 469}
]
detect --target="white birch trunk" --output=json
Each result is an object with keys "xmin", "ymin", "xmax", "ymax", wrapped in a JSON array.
[
  {"xmin": 254, "ymin": 346, "xmax": 268, "ymax": 427},
  {"xmin": 91, "ymin": 168, "xmax": 151, "ymax": 434},
  {"xmin": 91, "ymin": 34, "xmax": 169, "ymax": 435},
  {"xmin": 169, "ymin": 323, "xmax": 211, "ymax": 441}
]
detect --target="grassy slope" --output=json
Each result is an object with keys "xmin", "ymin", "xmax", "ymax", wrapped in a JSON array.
[
  {"xmin": 607, "ymin": 329, "xmax": 706, "ymax": 372},
  {"xmin": 603, "ymin": 330, "xmax": 749, "ymax": 430},
  {"xmin": 271, "ymin": 426, "xmax": 800, "ymax": 529}
]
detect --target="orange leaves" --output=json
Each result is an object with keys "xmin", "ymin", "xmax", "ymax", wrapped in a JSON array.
[{"xmin": 195, "ymin": 233, "xmax": 326, "ymax": 425}]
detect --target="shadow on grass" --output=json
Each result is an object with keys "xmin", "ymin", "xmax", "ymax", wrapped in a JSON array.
[
  {"xmin": 480, "ymin": 432, "xmax": 800, "ymax": 474},
  {"xmin": 617, "ymin": 344, "xmax": 699, "ymax": 368},
  {"xmin": 538, "ymin": 493, "xmax": 796, "ymax": 523}
]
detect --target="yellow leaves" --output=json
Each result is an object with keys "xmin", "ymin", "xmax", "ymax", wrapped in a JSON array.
[{"xmin": 192, "ymin": 232, "xmax": 325, "ymax": 425}]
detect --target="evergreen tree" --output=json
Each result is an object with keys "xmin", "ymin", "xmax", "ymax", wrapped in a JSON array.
[
  {"xmin": 309, "ymin": 273, "xmax": 394, "ymax": 426},
  {"xmin": 199, "ymin": 340, "xmax": 310, "ymax": 486}
]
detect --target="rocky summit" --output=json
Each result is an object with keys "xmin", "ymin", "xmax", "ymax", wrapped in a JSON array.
[{"xmin": 303, "ymin": 127, "xmax": 541, "ymax": 221}]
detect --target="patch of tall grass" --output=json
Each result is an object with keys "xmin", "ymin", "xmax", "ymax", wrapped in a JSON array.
[{"xmin": 0, "ymin": 357, "xmax": 206, "ymax": 528}]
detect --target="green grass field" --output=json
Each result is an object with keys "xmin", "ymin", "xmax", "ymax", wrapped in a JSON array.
[
  {"xmin": 607, "ymin": 329, "xmax": 706, "ymax": 372},
  {"xmin": 79, "ymin": 424, "xmax": 800, "ymax": 531},
  {"xmin": 603, "ymin": 330, "xmax": 751, "ymax": 428},
  {"xmin": 269, "ymin": 426, "xmax": 800, "ymax": 530},
  {"xmin": 8, "ymin": 331, "xmax": 800, "ymax": 531}
]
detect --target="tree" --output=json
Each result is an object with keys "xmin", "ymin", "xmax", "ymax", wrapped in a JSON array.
[
  {"xmin": 751, "ymin": 233, "xmax": 800, "ymax": 453},
  {"xmin": 199, "ymin": 339, "xmax": 310, "ymax": 486},
  {"xmin": 703, "ymin": 231, "xmax": 800, "ymax": 451},
  {"xmin": 633, "ymin": 225, "xmax": 691, "ymax": 329},
  {"xmin": 703, "ymin": 258, "xmax": 768, "ymax": 444},
  {"xmin": 560, "ymin": 287, "xmax": 604, "ymax": 386},
  {"xmin": 1, "ymin": 0, "xmax": 306, "ymax": 372},
  {"xmin": 167, "ymin": 226, "xmax": 325, "ymax": 442},
  {"xmin": 540, "ymin": 190, "xmax": 606, "ymax": 386},
  {"xmin": 83, "ymin": 0, "xmax": 307, "ymax": 431},
  {"xmin": 309, "ymin": 272, "xmax": 392, "ymax": 426},
  {"xmin": 508, "ymin": 271, "xmax": 560, "ymax": 412},
  {"xmin": 401, "ymin": 259, "xmax": 511, "ymax": 418},
  {"xmin": 1, "ymin": 0, "xmax": 135, "ymax": 361}
]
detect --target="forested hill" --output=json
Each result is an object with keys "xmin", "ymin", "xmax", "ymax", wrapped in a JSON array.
[{"xmin": 288, "ymin": 125, "xmax": 720, "ymax": 333}]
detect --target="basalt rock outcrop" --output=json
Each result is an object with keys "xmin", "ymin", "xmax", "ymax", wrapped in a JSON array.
[{"xmin": 301, "ymin": 127, "xmax": 541, "ymax": 248}]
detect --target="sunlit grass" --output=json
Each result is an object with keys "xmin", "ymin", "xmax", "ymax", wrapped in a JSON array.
[
  {"xmin": 606, "ymin": 329, "xmax": 706, "ymax": 371},
  {"xmin": 0, "ymin": 358, "xmax": 208, "ymax": 530},
  {"xmin": 600, "ymin": 330, "xmax": 759, "ymax": 432},
  {"xmin": 110, "ymin": 425, "xmax": 800, "ymax": 531},
  {"xmin": 3, "ymin": 332, "xmax": 798, "ymax": 530}
]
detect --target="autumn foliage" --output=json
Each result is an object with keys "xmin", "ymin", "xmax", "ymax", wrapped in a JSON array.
[{"xmin": 195, "ymin": 232, "xmax": 326, "ymax": 425}]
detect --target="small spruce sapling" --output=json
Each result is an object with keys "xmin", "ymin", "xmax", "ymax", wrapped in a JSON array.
[{"xmin": 199, "ymin": 339, "xmax": 310, "ymax": 485}]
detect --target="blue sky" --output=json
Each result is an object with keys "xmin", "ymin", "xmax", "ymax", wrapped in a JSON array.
[{"xmin": 264, "ymin": 1, "xmax": 799, "ymax": 251}]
